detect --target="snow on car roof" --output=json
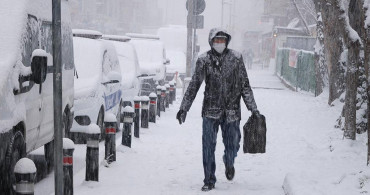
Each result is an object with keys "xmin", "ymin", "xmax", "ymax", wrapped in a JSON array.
[
  {"xmin": 102, "ymin": 34, "xmax": 131, "ymax": 42},
  {"xmin": 157, "ymin": 25, "xmax": 187, "ymax": 53},
  {"xmin": 126, "ymin": 33, "xmax": 160, "ymax": 40},
  {"xmin": 129, "ymin": 39, "xmax": 164, "ymax": 64},
  {"xmin": 73, "ymin": 29, "xmax": 103, "ymax": 39},
  {"xmin": 165, "ymin": 50, "xmax": 186, "ymax": 74}
]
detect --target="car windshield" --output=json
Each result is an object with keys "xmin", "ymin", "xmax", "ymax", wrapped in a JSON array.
[
  {"xmin": 73, "ymin": 37, "xmax": 102, "ymax": 81},
  {"xmin": 130, "ymin": 39, "xmax": 163, "ymax": 64}
]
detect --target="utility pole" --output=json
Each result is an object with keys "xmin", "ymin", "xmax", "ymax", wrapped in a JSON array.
[
  {"xmin": 52, "ymin": 0, "xmax": 63, "ymax": 194},
  {"xmin": 186, "ymin": 0, "xmax": 194, "ymax": 77},
  {"xmin": 221, "ymin": 0, "xmax": 224, "ymax": 28},
  {"xmin": 192, "ymin": 0, "xmax": 198, "ymax": 73}
]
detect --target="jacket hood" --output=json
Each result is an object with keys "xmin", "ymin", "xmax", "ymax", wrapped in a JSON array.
[{"xmin": 208, "ymin": 28, "xmax": 231, "ymax": 48}]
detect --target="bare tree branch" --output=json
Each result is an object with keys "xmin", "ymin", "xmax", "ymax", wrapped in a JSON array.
[{"xmin": 291, "ymin": 0, "xmax": 312, "ymax": 35}]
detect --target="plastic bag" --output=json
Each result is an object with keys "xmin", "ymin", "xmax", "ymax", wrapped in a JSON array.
[{"xmin": 243, "ymin": 114, "xmax": 266, "ymax": 154}]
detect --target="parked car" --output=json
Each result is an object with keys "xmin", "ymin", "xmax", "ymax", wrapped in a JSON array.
[
  {"xmin": 0, "ymin": 0, "xmax": 74, "ymax": 192},
  {"xmin": 102, "ymin": 35, "xmax": 141, "ymax": 106},
  {"xmin": 71, "ymin": 29, "xmax": 122, "ymax": 143},
  {"xmin": 126, "ymin": 33, "xmax": 169, "ymax": 95},
  {"xmin": 157, "ymin": 25, "xmax": 187, "ymax": 82},
  {"xmin": 164, "ymin": 50, "xmax": 186, "ymax": 82}
]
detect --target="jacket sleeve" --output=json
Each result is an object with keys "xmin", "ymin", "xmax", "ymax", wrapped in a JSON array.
[
  {"xmin": 179, "ymin": 58, "xmax": 205, "ymax": 112},
  {"xmin": 239, "ymin": 55, "xmax": 258, "ymax": 112}
]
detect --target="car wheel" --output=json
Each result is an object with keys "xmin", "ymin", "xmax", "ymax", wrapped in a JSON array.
[
  {"xmin": 44, "ymin": 140, "xmax": 54, "ymax": 173},
  {"xmin": 63, "ymin": 109, "xmax": 71, "ymax": 139},
  {"xmin": 4, "ymin": 131, "xmax": 26, "ymax": 194},
  {"xmin": 97, "ymin": 107, "xmax": 105, "ymax": 141}
]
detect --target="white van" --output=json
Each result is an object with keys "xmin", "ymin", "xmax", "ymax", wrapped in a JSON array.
[
  {"xmin": 126, "ymin": 33, "xmax": 168, "ymax": 95},
  {"xmin": 70, "ymin": 30, "xmax": 122, "ymax": 143},
  {"xmin": 102, "ymin": 35, "xmax": 141, "ymax": 106},
  {"xmin": 0, "ymin": 0, "xmax": 74, "ymax": 192},
  {"xmin": 157, "ymin": 25, "xmax": 187, "ymax": 82}
]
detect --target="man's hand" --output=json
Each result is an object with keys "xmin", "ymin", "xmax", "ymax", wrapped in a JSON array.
[
  {"xmin": 252, "ymin": 110, "xmax": 260, "ymax": 117},
  {"xmin": 176, "ymin": 110, "xmax": 187, "ymax": 125}
]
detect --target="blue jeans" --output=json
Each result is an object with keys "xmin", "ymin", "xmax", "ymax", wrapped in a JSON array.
[{"xmin": 202, "ymin": 117, "xmax": 241, "ymax": 185}]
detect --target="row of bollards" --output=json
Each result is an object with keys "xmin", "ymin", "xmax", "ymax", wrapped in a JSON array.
[
  {"xmin": 13, "ymin": 138, "xmax": 76, "ymax": 195},
  {"xmin": 13, "ymin": 80, "xmax": 178, "ymax": 194}
]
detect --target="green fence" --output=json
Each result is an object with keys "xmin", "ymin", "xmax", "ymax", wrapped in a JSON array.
[{"xmin": 276, "ymin": 48, "xmax": 316, "ymax": 93}]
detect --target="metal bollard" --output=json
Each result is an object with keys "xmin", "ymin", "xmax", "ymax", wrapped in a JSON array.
[
  {"xmin": 122, "ymin": 106, "xmax": 135, "ymax": 147},
  {"xmin": 165, "ymin": 84, "xmax": 170, "ymax": 108},
  {"xmin": 156, "ymin": 86, "xmax": 162, "ymax": 117},
  {"xmin": 141, "ymin": 96, "xmax": 149, "ymax": 128},
  {"xmin": 14, "ymin": 158, "xmax": 36, "ymax": 195},
  {"xmin": 63, "ymin": 138, "xmax": 75, "ymax": 195},
  {"xmin": 169, "ymin": 81, "xmax": 175, "ymax": 105},
  {"xmin": 160, "ymin": 86, "xmax": 166, "ymax": 112},
  {"xmin": 133, "ymin": 96, "xmax": 141, "ymax": 138},
  {"xmin": 104, "ymin": 113, "xmax": 117, "ymax": 163},
  {"xmin": 85, "ymin": 124, "xmax": 100, "ymax": 182},
  {"xmin": 149, "ymin": 93, "xmax": 157, "ymax": 123}
]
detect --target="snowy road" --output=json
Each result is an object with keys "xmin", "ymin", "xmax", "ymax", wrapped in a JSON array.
[{"xmin": 35, "ymin": 65, "xmax": 367, "ymax": 195}]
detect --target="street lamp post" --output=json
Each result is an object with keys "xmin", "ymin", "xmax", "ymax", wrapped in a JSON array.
[
  {"xmin": 186, "ymin": 0, "xmax": 194, "ymax": 78},
  {"xmin": 52, "ymin": 0, "xmax": 63, "ymax": 194}
]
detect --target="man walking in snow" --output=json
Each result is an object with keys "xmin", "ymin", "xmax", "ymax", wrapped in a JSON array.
[{"xmin": 176, "ymin": 28, "xmax": 260, "ymax": 191}]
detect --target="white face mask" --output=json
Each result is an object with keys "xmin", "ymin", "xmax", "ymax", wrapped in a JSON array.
[{"xmin": 213, "ymin": 43, "xmax": 226, "ymax": 54}]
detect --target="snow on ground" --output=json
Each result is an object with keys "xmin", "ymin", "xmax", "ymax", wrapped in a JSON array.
[{"xmin": 35, "ymin": 64, "xmax": 369, "ymax": 195}]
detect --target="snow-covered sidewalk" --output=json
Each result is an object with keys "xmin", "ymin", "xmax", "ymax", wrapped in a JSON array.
[{"xmin": 36, "ymin": 66, "xmax": 369, "ymax": 195}]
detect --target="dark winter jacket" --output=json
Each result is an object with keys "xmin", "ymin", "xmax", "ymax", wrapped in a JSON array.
[{"xmin": 180, "ymin": 28, "xmax": 258, "ymax": 122}]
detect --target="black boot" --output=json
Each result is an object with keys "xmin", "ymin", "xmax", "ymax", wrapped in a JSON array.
[
  {"xmin": 225, "ymin": 166, "xmax": 235, "ymax": 180},
  {"xmin": 201, "ymin": 183, "xmax": 215, "ymax": 191}
]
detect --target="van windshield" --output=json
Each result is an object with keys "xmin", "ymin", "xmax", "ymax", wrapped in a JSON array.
[
  {"xmin": 73, "ymin": 37, "xmax": 102, "ymax": 81},
  {"xmin": 130, "ymin": 39, "xmax": 163, "ymax": 64}
]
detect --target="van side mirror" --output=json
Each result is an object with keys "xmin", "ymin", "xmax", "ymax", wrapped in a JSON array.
[
  {"xmin": 165, "ymin": 59, "xmax": 170, "ymax": 65},
  {"xmin": 102, "ymin": 71, "xmax": 121, "ymax": 85},
  {"xmin": 31, "ymin": 56, "xmax": 47, "ymax": 84}
]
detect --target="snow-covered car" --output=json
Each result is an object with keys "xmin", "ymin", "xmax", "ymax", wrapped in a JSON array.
[
  {"xmin": 165, "ymin": 50, "xmax": 186, "ymax": 81},
  {"xmin": 71, "ymin": 29, "xmax": 122, "ymax": 143},
  {"xmin": 102, "ymin": 35, "xmax": 141, "ymax": 106},
  {"xmin": 126, "ymin": 33, "xmax": 168, "ymax": 95},
  {"xmin": 0, "ymin": 0, "xmax": 74, "ymax": 191},
  {"xmin": 157, "ymin": 25, "xmax": 187, "ymax": 82}
]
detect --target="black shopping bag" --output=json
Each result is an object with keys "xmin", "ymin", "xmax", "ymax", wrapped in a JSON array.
[{"xmin": 243, "ymin": 114, "xmax": 266, "ymax": 154}]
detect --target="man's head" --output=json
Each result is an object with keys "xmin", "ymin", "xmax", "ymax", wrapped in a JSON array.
[{"xmin": 208, "ymin": 28, "xmax": 231, "ymax": 54}]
